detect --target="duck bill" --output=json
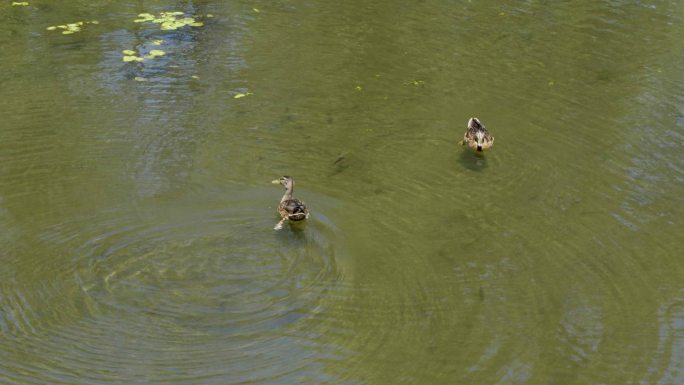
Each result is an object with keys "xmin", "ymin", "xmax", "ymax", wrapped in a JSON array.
[{"xmin": 271, "ymin": 179, "xmax": 281, "ymax": 184}]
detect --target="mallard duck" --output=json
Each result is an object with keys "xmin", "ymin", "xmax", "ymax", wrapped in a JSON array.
[
  {"xmin": 463, "ymin": 117, "xmax": 494, "ymax": 152},
  {"xmin": 272, "ymin": 176, "xmax": 309, "ymax": 230}
]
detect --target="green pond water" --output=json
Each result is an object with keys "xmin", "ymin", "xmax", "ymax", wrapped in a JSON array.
[{"xmin": 1, "ymin": 1, "xmax": 683, "ymax": 384}]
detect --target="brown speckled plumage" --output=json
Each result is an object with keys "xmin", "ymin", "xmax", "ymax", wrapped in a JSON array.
[
  {"xmin": 272, "ymin": 176, "xmax": 309, "ymax": 229},
  {"xmin": 463, "ymin": 117, "xmax": 494, "ymax": 152}
]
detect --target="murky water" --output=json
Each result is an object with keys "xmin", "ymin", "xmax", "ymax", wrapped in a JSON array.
[{"xmin": 1, "ymin": 1, "xmax": 683, "ymax": 384}]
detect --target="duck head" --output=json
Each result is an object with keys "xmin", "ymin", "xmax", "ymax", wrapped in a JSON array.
[{"xmin": 272, "ymin": 176, "xmax": 294, "ymax": 190}]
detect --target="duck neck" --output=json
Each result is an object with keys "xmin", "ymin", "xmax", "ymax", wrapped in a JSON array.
[{"xmin": 281, "ymin": 183, "xmax": 294, "ymax": 203}]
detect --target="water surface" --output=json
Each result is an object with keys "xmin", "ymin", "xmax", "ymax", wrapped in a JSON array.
[{"xmin": 1, "ymin": 1, "xmax": 683, "ymax": 384}]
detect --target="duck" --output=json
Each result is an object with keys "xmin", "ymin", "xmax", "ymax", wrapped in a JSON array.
[
  {"xmin": 271, "ymin": 176, "xmax": 309, "ymax": 230},
  {"xmin": 463, "ymin": 117, "xmax": 494, "ymax": 152}
]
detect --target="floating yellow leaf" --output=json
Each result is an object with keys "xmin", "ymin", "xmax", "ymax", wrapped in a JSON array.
[
  {"xmin": 191, "ymin": 75, "xmax": 200, "ymax": 79},
  {"xmin": 151, "ymin": 39, "xmax": 164, "ymax": 45},
  {"xmin": 47, "ymin": 20, "xmax": 97, "ymax": 35},
  {"xmin": 148, "ymin": 49, "xmax": 166, "ymax": 56},
  {"xmin": 206, "ymin": 14, "xmax": 214, "ymax": 18},
  {"xmin": 234, "ymin": 93, "xmax": 252, "ymax": 99},
  {"xmin": 12, "ymin": 2, "xmax": 29, "ymax": 6},
  {"xmin": 122, "ymin": 49, "xmax": 136, "ymax": 55},
  {"xmin": 123, "ymin": 55, "xmax": 143, "ymax": 62},
  {"xmin": 134, "ymin": 77, "xmax": 146, "ymax": 82},
  {"xmin": 134, "ymin": 11, "xmax": 206, "ymax": 30},
  {"xmin": 253, "ymin": 8, "xmax": 260, "ymax": 12}
]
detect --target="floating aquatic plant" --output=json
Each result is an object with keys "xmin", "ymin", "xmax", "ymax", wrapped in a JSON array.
[
  {"xmin": 133, "ymin": 11, "xmax": 207, "ymax": 31},
  {"xmin": 122, "ymin": 54, "xmax": 144, "ymax": 62},
  {"xmin": 234, "ymin": 92, "xmax": 252, "ymax": 99},
  {"xmin": 46, "ymin": 20, "xmax": 99, "ymax": 35},
  {"xmin": 144, "ymin": 49, "xmax": 166, "ymax": 59},
  {"xmin": 121, "ymin": 43, "xmax": 166, "ymax": 63},
  {"xmin": 12, "ymin": 2, "xmax": 29, "ymax": 6}
]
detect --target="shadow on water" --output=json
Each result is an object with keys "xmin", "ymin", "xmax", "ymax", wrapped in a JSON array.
[{"xmin": 458, "ymin": 148, "xmax": 489, "ymax": 171}]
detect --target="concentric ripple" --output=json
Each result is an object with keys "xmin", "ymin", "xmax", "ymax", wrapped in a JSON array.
[
  {"xmin": 1, "ymin": 195, "xmax": 345, "ymax": 384},
  {"xmin": 76, "ymin": 212, "xmax": 336, "ymax": 334}
]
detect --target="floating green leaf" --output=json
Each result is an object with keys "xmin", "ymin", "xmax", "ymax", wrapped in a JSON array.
[
  {"xmin": 134, "ymin": 11, "xmax": 209, "ymax": 31},
  {"xmin": 46, "ymin": 20, "xmax": 98, "ymax": 35},
  {"xmin": 122, "ymin": 55, "xmax": 143, "ymax": 62}
]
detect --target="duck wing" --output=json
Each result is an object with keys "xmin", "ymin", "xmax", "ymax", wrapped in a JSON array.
[{"xmin": 280, "ymin": 199, "xmax": 308, "ymax": 221}]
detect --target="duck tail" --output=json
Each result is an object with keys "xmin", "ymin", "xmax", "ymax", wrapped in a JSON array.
[{"xmin": 468, "ymin": 117, "xmax": 483, "ymax": 130}]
